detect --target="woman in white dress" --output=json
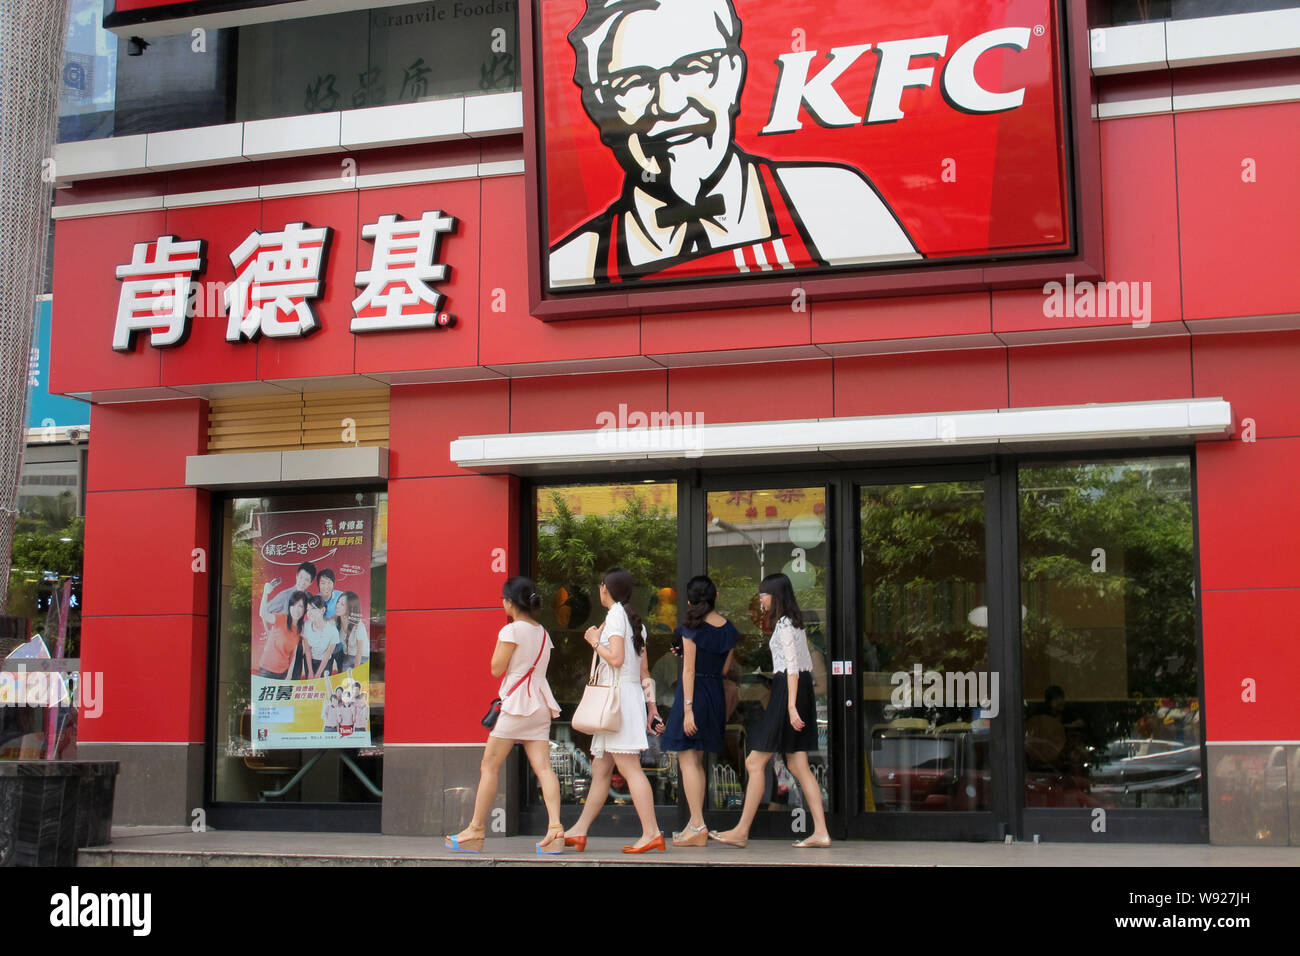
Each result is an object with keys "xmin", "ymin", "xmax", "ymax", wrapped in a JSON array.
[{"xmin": 563, "ymin": 567, "xmax": 665, "ymax": 854}]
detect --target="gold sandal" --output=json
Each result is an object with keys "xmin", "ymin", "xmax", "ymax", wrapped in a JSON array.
[
  {"xmin": 444, "ymin": 823, "xmax": 486, "ymax": 853},
  {"xmin": 536, "ymin": 823, "xmax": 565, "ymax": 855}
]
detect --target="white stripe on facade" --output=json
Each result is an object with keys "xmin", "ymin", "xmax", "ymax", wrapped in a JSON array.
[{"xmin": 450, "ymin": 398, "xmax": 1234, "ymax": 469}]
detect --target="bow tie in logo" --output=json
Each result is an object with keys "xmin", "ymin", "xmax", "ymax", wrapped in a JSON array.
[{"xmin": 655, "ymin": 194, "xmax": 726, "ymax": 231}]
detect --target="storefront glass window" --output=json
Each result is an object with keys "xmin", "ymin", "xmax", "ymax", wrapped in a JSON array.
[
  {"xmin": 859, "ymin": 481, "xmax": 991, "ymax": 812},
  {"xmin": 213, "ymin": 493, "xmax": 387, "ymax": 804},
  {"xmin": 706, "ymin": 487, "xmax": 832, "ymax": 815},
  {"xmin": 1018, "ymin": 457, "xmax": 1200, "ymax": 810},
  {"xmin": 529, "ymin": 483, "xmax": 679, "ymax": 807}
]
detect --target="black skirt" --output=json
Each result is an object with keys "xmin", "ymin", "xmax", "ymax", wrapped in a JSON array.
[{"xmin": 751, "ymin": 670, "xmax": 819, "ymax": 754}]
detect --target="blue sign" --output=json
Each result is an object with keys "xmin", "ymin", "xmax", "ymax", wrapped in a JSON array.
[{"xmin": 27, "ymin": 299, "xmax": 89, "ymax": 431}]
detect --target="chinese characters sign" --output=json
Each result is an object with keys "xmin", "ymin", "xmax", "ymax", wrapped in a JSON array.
[
  {"xmin": 535, "ymin": 0, "xmax": 1072, "ymax": 292},
  {"xmin": 111, "ymin": 211, "xmax": 458, "ymax": 352},
  {"xmin": 250, "ymin": 507, "xmax": 375, "ymax": 750}
]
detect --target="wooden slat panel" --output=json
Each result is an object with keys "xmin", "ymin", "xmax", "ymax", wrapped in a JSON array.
[{"xmin": 208, "ymin": 389, "xmax": 388, "ymax": 454}]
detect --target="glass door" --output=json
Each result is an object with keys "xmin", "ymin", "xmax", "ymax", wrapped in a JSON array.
[
  {"xmin": 845, "ymin": 467, "xmax": 1010, "ymax": 839},
  {"xmin": 702, "ymin": 482, "xmax": 835, "ymax": 838}
]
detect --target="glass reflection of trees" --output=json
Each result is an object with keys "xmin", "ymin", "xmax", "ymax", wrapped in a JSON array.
[
  {"xmin": 1019, "ymin": 459, "xmax": 1199, "ymax": 808},
  {"xmin": 532, "ymin": 487, "xmax": 679, "ymax": 807}
]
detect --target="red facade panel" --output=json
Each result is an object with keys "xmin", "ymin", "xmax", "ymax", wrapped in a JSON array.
[
  {"xmin": 834, "ymin": 349, "xmax": 1008, "ymax": 418},
  {"xmin": 1196, "ymin": 438, "xmax": 1300, "ymax": 591},
  {"xmin": 814, "ymin": 293, "xmax": 992, "ymax": 345},
  {"xmin": 641, "ymin": 303, "xmax": 811, "ymax": 357},
  {"xmin": 669, "ymin": 360, "xmax": 834, "ymax": 425},
  {"xmin": 159, "ymin": 200, "xmax": 263, "ymax": 387},
  {"xmin": 1192, "ymin": 331, "xmax": 1300, "ymax": 440},
  {"xmin": 352, "ymin": 180, "xmax": 482, "ymax": 374},
  {"xmin": 1176, "ymin": 102, "xmax": 1300, "ymax": 322},
  {"xmin": 477, "ymin": 176, "xmax": 640, "ymax": 368},
  {"xmin": 76, "ymin": 614, "xmax": 208, "ymax": 743},
  {"xmin": 389, "ymin": 380, "xmax": 511, "ymax": 480},
  {"xmin": 383, "ymin": 608, "xmax": 506, "ymax": 744},
  {"xmin": 508, "ymin": 370, "xmax": 667, "ymax": 434},
  {"xmin": 385, "ymin": 475, "xmax": 516, "ymax": 612},
  {"xmin": 50, "ymin": 211, "xmax": 167, "ymax": 394},
  {"xmin": 86, "ymin": 399, "xmax": 207, "ymax": 492},
  {"xmin": 1098, "ymin": 114, "xmax": 1183, "ymax": 328},
  {"xmin": 1007, "ymin": 337, "xmax": 1193, "ymax": 408},
  {"xmin": 254, "ymin": 191, "xmax": 360, "ymax": 381},
  {"xmin": 81, "ymin": 489, "xmax": 210, "ymax": 617},
  {"xmin": 1200, "ymin": 588, "xmax": 1300, "ymax": 741}
]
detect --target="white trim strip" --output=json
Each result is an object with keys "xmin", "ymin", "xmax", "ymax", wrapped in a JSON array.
[
  {"xmin": 1173, "ymin": 83, "xmax": 1300, "ymax": 113},
  {"xmin": 1166, "ymin": 8, "xmax": 1300, "ymax": 68},
  {"xmin": 450, "ymin": 399, "xmax": 1233, "ymax": 469},
  {"xmin": 1092, "ymin": 9, "xmax": 1300, "ymax": 75},
  {"xmin": 477, "ymin": 159, "xmax": 526, "ymax": 177},
  {"xmin": 164, "ymin": 186, "xmax": 262, "ymax": 209},
  {"xmin": 1096, "ymin": 95, "xmax": 1175, "ymax": 120},
  {"xmin": 52, "ymin": 92, "xmax": 524, "ymax": 186},
  {"xmin": 258, "ymin": 177, "xmax": 355, "ymax": 199},
  {"xmin": 51, "ymin": 196, "xmax": 164, "ymax": 219},
  {"xmin": 1096, "ymin": 82, "xmax": 1300, "ymax": 120},
  {"xmin": 1206, "ymin": 741, "xmax": 1300, "ymax": 747},
  {"xmin": 354, "ymin": 164, "xmax": 480, "ymax": 189},
  {"xmin": 51, "ymin": 159, "xmax": 525, "ymax": 219}
]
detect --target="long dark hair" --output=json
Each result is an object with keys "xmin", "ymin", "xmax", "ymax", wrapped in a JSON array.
[
  {"xmin": 683, "ymin": 575, "xmax": 718, "ymax": 629},
  {"xmin": 758, "ymin": 573, "xmax": 803, "ymax": 631},
  {"xmin": 287, "ymin": 590, "xmax": 309, "ymax": 635},
  {"xmin": 603, "ymin": 567, "xmax": 644, "ymax": 655},
  {"xmin": 337, "ymin": 591, "xmax": 362, "ymax": 639},
  {"xmin": 503, "ymin": 576, "xmax": 543, "ymax": 616}
]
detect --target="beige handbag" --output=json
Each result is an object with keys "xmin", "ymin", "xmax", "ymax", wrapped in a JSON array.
[{"xmin": 571, "ymin": 647, "xmax": 622, "ymax": 735}]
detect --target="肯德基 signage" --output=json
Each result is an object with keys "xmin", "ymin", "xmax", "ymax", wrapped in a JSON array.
[
  {"xmin": 111, "ymin": 211, "xmax": 458, "ymax": 352},
  {"xmin": 531, "ymin": 0, "xmax": 1078, "ymax": 299}
]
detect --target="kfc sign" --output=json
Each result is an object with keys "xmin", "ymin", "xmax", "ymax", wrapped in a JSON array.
[
  {"xmin": 111, "ymin": 211, "xmax": 459, "ymax": 352},
  {"xmin": 531, "ymin": 0, "xmax": 1079, "ymax": 302}
]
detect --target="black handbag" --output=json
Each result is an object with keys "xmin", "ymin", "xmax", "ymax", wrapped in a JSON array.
[{"xmin": 481, "ymin": 632, "xmax": 548, "ymax": 730}]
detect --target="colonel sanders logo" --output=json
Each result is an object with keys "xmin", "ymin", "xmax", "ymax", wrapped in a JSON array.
[{"xmin": 549, "ymin": 0, "xmax": 921, "ymax": 288}]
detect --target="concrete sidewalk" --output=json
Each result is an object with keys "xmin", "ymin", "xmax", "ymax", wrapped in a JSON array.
[{"xmin": 77, "ymin": 826, "xmax": 1300, "ymax": 867}]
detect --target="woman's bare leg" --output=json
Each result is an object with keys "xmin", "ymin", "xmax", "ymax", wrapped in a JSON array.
[
  {"xmin": 522, "ymin": 739, "xmax": 563, "ymax": 848},
  {"xmin": 712, "ymin": 749, "xmax": 771, "ymax": 842},
  {"xmin": 785, "ymin": 750, "xmax": 831, "ymax": 843},
  {"xmin": 565, "ymin": 753, "xmax": 612, "ymax": 838},
  {"xmin": 678, "ymin": 749, "xmax": 707, "ymax": 830},
  {"xmin": 612, "ymin": 752, "xmax": 660, "ymax": 846},
  {"xmin": 522, "ymin": 740, "xmax": 562, "ymax": 830},
  {"xmin": 452, "ymin": 735, "xmax": 513, "ymax": 842}
]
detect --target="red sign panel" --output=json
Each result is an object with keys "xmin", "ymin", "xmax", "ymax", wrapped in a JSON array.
[{"xmin": 534, "ymin": 0, "xmax": 1073, "ymax": 296}]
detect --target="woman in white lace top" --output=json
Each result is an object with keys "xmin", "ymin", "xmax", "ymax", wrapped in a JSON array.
[{"xmin": 710, "ymin": 572, "xmax": 831, "ymax": 849}]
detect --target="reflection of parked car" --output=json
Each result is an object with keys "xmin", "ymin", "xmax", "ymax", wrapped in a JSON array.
[
  {"xmin": 1087, "ymin": 738, "xmax": 1202, "ymax": 794},
  {"xmin": 869, "ymin": 722, "xmax": 989, "ymax": 810}
]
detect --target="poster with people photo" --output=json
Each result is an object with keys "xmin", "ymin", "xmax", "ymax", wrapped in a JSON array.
[{"xmin": 249, "ymin": 507, "xmax": 373, "ymax": 750}]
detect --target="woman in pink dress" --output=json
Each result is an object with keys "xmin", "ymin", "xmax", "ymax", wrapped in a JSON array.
[{"xmin": 446, "ymin": 576, "xmax": 564, "ymax": 854}]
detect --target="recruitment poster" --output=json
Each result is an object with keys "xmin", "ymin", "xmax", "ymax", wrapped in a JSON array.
[{"xmin": 250, "ymin": 506, "xmax": 374, "ymax": 749}]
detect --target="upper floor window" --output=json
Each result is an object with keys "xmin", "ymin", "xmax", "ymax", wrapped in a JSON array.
[
  {"xmin": 1103, "ymin": 0, "xmax": 1299, "ymax": 26},
  {"xmin": 57, "ymin": 0, "xmax": 520, "ymax": 142}
]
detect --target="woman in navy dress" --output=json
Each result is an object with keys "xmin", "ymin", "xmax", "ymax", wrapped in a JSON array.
[{"xmin": 661, "ymin": 575, "xmax": 739, "ymax": 847}]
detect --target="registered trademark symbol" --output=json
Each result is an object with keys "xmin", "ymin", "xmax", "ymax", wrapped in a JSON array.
[{"xmin": 1032, "ymin": 24, "xmax": 1045, "ymax": 37}]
